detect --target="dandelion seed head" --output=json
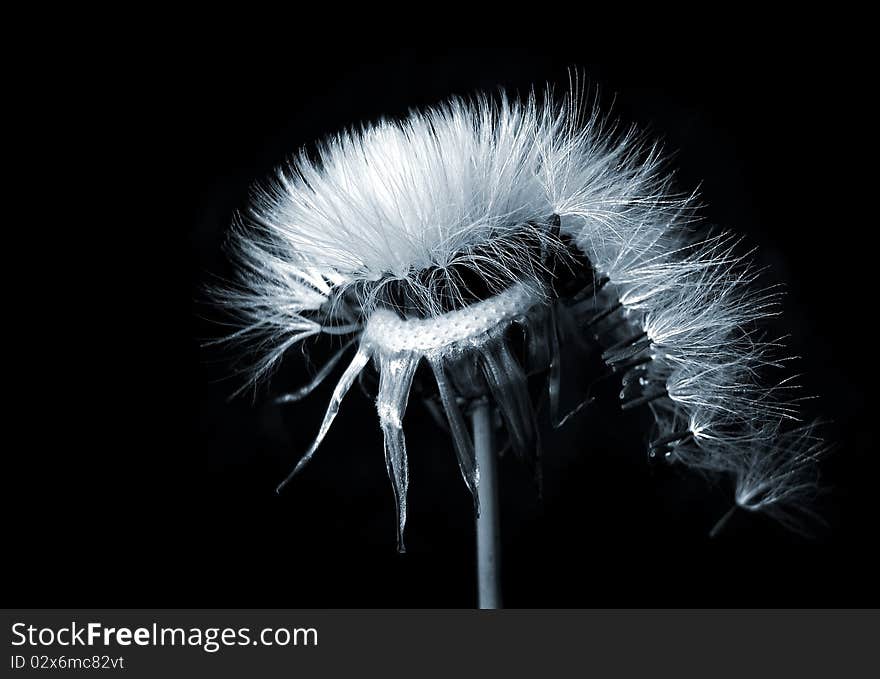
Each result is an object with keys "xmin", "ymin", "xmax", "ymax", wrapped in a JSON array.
[{"xmin": 214, "ymin": 81, "xmax": 825, "ymax": 543}]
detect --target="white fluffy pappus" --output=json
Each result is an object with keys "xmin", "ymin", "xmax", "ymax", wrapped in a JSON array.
[{"xmin": 214, "ymin": 83, "xmax": 825, "ymax": 547}]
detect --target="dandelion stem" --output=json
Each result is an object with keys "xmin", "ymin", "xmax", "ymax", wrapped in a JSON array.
[{"xmin": 472, "ymin": 398, "xmax": 502, "ymax": 609}]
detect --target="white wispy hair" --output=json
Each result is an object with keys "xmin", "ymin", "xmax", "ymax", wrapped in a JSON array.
[
  {"xmin": 215, "ymin": 82, "xmax": 824, "ymax": 541},
  {"xmin": 732, "ymin": 421, "xmax": 828, "ymax": 533}
]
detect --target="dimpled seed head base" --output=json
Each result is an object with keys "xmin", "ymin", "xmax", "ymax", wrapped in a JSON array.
[{"xmin": 362, "ymin": 282, "xmax": 543, "ymax": 357}]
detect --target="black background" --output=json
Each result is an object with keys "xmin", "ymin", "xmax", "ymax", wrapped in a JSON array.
[{"xmin": 9, "ymin": 47, "xmax": 875, "ymax": 608}]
